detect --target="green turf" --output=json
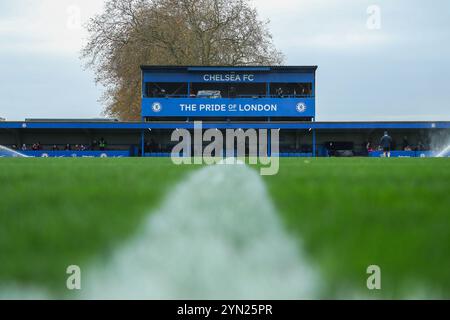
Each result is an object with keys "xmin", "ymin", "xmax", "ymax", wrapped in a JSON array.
[
  {"xmin": 262, "ymin": 158, "xmax": 450, "ymax": 298},
  {"xmin": 0, "ymin": 158, "xmax": 449, "ymax": 298},
  {"xmin": 0, "ymin": 158, "xmax": 195, "ymax": 294}
]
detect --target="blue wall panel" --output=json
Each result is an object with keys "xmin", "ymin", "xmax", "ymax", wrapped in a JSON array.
[
  {"xmin": 368, "ymin": 151, "xmax": 447, "ymax": 158},
  {"xmin": 143, "ymin": 72, "xmax": 314, "ymax": 83},
  {"xmin": 20, "ymin": 151, "xmax": 131, "ymax": 158},
  {"xmin": 142, "ymin": 97, "xmax": 315, "ymax": 117},
  {"xmin": 1, "ymin": 122, "xmax": 449, "ymax": 130}
]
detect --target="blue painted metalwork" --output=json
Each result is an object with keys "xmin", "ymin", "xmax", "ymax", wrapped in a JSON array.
[
  {"xmin": 187, "ymin": 66, "xmax": 272, "ymax": 72},
  {"xmin": 143, "ymin": 72, "xmax": 315, "ymax": 83},
  {"xmin": 368, "ymin": 151, "xmax": 446, "ymax": 158},
  {"xmin": 142, "ymin": 97, "xmax": 315, "ymax": 118},
  {"xmin": 1, "ymin": 121, "xmax": 450, "ymax": 130},
  {"xmin": 19, "ymin": 151, "xmax": 130, "ymax": 158},
  {"xmin": 312, "ymin": 129, "xmax": 316, "ymax": 157},
  {"xmin": 141, "ymin": 65, "xmax": 317, "ymax": 119},
  {"xmin": 141, "ymin": 130, "xmax": 145, "ymax": 157}
]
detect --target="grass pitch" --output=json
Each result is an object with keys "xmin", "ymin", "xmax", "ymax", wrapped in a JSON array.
[
  {"xmin": 264, "ymin": 158, "xmax": 450, "ymax": 298},
  {"xmin": 0, "ymin": 158, "xmax": 449, "ymax": 298}
]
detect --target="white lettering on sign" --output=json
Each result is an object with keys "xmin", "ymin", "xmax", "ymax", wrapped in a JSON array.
[
  {"xmin": 179, "ymin": 104, "xmax": 277, "ymax": 113},
  {"xmin": 240, "ymin": 104, "xmax": 277, "ymax": 112},
  {"xmin": 199, "ymin": 104, "xmax": 227, "ymax": 112},
  {"xmin": 203, "ymin": 74, "xmax": 255, "ymax": 82},
  {"xmin": 180, "ymin": 104, "xmax": 198, "ymax": 111}
]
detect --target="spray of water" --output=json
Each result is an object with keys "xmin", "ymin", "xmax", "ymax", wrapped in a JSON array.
[
  {"xmin": 436, "ymin": 145, "xmax": 450, "ymax": 158},
  {"xmin": 0, "ymin": 145, "xmax": 28, "ymax": 158},
  {"xmin": 427, "ymin": 129, "xmax": 450, "ymax": 158},
  {"xmin": 82, "ymin": 162, "xmax": 319, "ymax": 299}
]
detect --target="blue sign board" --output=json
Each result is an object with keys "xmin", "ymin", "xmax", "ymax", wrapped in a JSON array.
[
  {"xmin": 142, "ymin": 97, "xmax": 315, "ymax": 118},
  {"xmin": 20, "ymin": 151, "xmax": 131, "ymax": 158},
  {"xmin": 143, "ymin": 72, "xmax": 314, "ymax": 83},
  {"xmin": 141, "ymin": 66, "xmax": 317, "ymax": 119},
  {"xmin": 369, "ymin": 151, "xmax": 444, "ymax": 158}
]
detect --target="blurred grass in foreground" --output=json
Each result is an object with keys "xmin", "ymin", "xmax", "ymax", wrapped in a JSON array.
[
  {"xmin": 0, "ymin": 158, "xmax": 195, "ymax": 294},
  {"xmin": 263, "ymin": 158, "xmax": 450, "ymax": 298},
  {"xmin": 0, "ymin": 158, "xmax": 449, "ymax": 298}
]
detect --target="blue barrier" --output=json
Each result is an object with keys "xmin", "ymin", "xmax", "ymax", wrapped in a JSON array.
[
  {"xmin": 369, "ymin": 151, "xmax": 439, "ymax": 158},
  {"xmin": 142, "ymin": 97, "xmax": 315, "ymax": 118},
  {"xmin": 144, "ymin": 153, "xmax": 172, "ymax": 157},
  {"xmin": 21, "ymin": 151, "xmax": 131, "ymax": 158},
  {"xmin": 279, "ymin": 153, "xmax": 313, "ymax": 157},
  {"xmin": 145, "ymin": 152, "xmax": 314, "ymax": 158},
  {"xmin": 13, "ymin": 150, "xmax": 447, "ymax": 158}
]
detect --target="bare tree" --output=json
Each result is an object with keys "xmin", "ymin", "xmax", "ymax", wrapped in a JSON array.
[{"xmin": 82, "ymin": 0, "xmax": 284, "ymax": 120}]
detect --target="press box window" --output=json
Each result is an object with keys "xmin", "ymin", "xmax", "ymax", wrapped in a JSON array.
[
  {"xmin": 191, "ymin": 83, "xmax": 267, "ymax": 98},
  {"xmin": 145, "ymin": 83, "xmax": 188, "ymax": 98},
  {"xmin": 270, "ymin": 83, "xmax": 313, "ymax": 97}
]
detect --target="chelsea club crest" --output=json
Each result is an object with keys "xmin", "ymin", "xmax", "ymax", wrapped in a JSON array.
[
  {"xmin": 152, "ymin": 102, "xmax": 162, "ymax": 113},
  {"xmin": 296, "ymin": 102, "xmax": 306, "ymax": 113}
]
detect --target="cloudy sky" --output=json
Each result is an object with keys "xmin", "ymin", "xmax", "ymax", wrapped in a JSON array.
[{"xmin": 0, "ymin": 0, "xmax": 449, "ymax": 121}]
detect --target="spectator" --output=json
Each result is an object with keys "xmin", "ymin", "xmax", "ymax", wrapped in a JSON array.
[
  {"xmin": 99, "ymin": 138, "xmax": 107, "ymax": 151},
  {"xmin": 326, "ymin": 142, "xmax": 335, "ymax": 157},
  {"xmin": 91, "ymin": 140, "xmax": 98, "ymax": 150},
  {"xmin": 21, "ymin": 144, "xmax": 27, "ymax": 151},
  {"xmin": 52, "ymin": 145, "xmax": 59, "ymax": 151},
  {"xmin": 11, "ymin": 144, "xmax": 17, "ymax": 150},
  {"xmin": 276, "ymin": 87, "xmax": 283, "ymax": 98},
  {"xmin": 80, "ymin": 144, "xmax": 86, "ymax": 151},
  {"xmin": 145, "ymin": 142, "xmax": 151, "ymax": 153},
  {"xmin": 229, "ymin": 86, "xmax": 237, "ymax": 98},
  {"xmin": 65, "ymin": 144, "xmax": 71, "ymax": 151},
  {"xmin": 300, "ymin": 85, "xmax": 307, "ymax": 96},
  {"xmin": 150, "ymin": 138, "xmax": 157, "ymax": 151},
  {"xmin": 402, "ymin": 136, "xmax": 410, "ymax": 151},
  {"xmin": 417, "ymin": 141, "xmax": 425, "ymax": 151},
  {"xmin": 380, "ymin": 131, "xmax": 393, "ymax": 158}
]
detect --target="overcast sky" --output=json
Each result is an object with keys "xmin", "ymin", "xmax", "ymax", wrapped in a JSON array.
[{"xmin": 0, "ymin": 0, "xmax": 449, "ymax": 121}]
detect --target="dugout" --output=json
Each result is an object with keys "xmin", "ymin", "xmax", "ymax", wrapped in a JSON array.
[{"xmin": 1, "ymin": 120, "xmax": 449, "ymax": 158}]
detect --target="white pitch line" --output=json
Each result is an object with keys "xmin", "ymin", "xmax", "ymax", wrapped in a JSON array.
[{"xmin": 82, "ymin": 161, "xmax": 319, "ymax": 299}]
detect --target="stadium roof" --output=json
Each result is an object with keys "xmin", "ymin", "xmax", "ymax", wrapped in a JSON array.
[
  {"xmin": 1, "ymin": 121, "xmax": 449, "ymax": 130},
  {"xmin": 140, "ymin": 65, "xmax": 318, "ymax": 72}
]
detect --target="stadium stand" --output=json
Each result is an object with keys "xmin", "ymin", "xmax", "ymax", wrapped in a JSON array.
[{"xmin": 1, "ymin": 66, "xmax": 449, "ymax": 157}]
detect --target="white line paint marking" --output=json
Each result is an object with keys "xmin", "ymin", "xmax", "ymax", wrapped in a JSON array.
[{"xmin": 83, "ymin": 162, "xmax": 319, "ymax": 299}]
